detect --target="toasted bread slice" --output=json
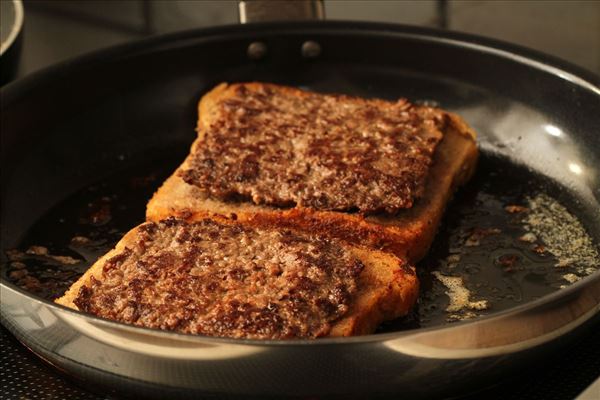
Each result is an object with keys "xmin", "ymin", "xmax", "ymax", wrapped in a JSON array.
[
  {"xmin": 56, "ymin": 217, "xmax": 418, "ymax": 338},
  {"xmin": 147, "ymin": 83, "xmax": 478, "ymax": 262}
]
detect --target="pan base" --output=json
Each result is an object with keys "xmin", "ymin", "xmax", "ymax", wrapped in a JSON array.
[{"xmin": 3, "ymin": 149, "xmax": 599, "ymax": 332}]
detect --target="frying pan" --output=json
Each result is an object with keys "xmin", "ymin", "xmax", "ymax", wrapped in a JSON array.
[{"xmin": 1, "ymin": 4, "xmax": 600, "ymax": 399}]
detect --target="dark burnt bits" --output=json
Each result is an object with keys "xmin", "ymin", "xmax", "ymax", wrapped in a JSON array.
[
  {"xmin": 80, "ymin": 197, "xmax": 113, "ymax": 226},
  {"xmin": 5, "ymin": 247, "xmax": 86, "ymax": 300},
  {"xmin": 72, "ymin": 218, "xmax": 364, "ymax": 339},
  {"xmin": 180, "ymin": 84, "xmax": 445, "ymax": 215},
  {"xmin": 496, "ymin": 254, "xmax": 521, "ymax": 273}
]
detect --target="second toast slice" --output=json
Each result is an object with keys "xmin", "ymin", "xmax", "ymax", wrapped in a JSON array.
[{"xmin": 147, "ymin": 83, "xmax": 478, "ymax": 262}]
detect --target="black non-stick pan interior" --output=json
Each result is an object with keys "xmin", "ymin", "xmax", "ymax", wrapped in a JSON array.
[{"xmin": 2, "ymin": 22, "xmax": 599, "ymax": 333}]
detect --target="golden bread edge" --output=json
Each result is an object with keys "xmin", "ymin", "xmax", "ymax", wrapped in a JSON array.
[{"xmin": 55, "ymin": 228, "xmax": 140, "ymax": 310}]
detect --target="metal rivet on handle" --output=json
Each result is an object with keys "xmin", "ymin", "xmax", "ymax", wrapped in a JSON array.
[
  {"xmin": 247, "ymin": 41, "xmax": 267, "ymax": 60},
  {"xmin": 301, "ymin": 41, "xmax": 321, "ymax": 58}
]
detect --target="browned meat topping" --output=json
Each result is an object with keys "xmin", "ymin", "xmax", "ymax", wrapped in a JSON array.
[
  {"xmin": 73, "ymin": 218, "xmax": 364, "ymax": 339},
  {"xmin": 180, "ymin": 83, "xmax": 446, "ymax": 214}
]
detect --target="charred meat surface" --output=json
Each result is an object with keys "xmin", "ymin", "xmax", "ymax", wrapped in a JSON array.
[
  {"xmin": 73, "ymin": 218, "xmax": 364, "ymax": 339},
  {"xmin": 180, "ymin": 83, "xmax": 445, "ymax": 214}
]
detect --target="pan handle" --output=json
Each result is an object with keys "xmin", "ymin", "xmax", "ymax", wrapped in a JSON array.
[{"xmin": 239, "ymin": 0, "xmax": 325, "ymax": 23}]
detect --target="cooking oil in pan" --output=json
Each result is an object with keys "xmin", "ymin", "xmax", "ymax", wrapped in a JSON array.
[
  {"xmin": 3, "ymin": 151, "xmax": 599, "ymax": 331},
  {"xmin": 381, "ymin": 154, "xmax": 600, "ymax": 331}
]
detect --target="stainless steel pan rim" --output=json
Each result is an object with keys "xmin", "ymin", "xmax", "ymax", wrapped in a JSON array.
[
  {"xmin": 1, "ymin": 21, "xmax": 598, "ymax": 96},
  {"xmin": 1, "ymin": 269, "xmax": 599, "ymax": 349}
]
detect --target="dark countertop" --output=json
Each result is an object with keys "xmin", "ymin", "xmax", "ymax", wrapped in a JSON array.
[{"xmin": 2, "ymin": 319, "xmax": 599, "ymax": 399}]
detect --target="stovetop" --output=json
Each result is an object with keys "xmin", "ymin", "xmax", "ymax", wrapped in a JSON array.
[{"xmin": 2, "ymin": 321, "xmax": 599, "ymax": 400}]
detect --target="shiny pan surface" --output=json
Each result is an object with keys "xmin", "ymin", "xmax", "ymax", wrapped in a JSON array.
[{"xmin": 1, "ymin": 22, "xmax": 599, "ymax": 398}]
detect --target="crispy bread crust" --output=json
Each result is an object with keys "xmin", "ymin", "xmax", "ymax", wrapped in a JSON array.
[
  {"xmin": 146, "ymin": 83, "xmax": 478, "ymax": 263},
  {"xmin": 55, "ymin": 216, "xmax": 419, "ymax": 338}
]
